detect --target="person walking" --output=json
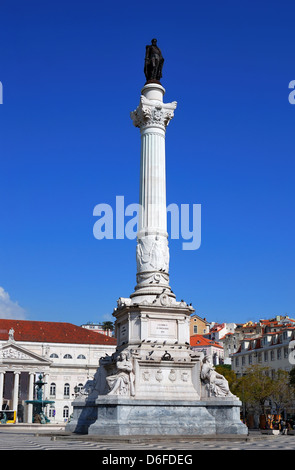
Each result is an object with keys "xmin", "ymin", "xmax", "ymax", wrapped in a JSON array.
[{"xmin": 280, "ymin": 419, "xmax": 287, "ymax": 435}]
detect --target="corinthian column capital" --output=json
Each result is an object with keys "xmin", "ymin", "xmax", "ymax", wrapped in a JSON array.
[{"xmin": 130, "ymin": 85, "xmax": 177, "ymax": 131}]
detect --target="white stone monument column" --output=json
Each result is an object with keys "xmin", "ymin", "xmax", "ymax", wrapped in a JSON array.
[
  {"xmin": 130, "ymin": 83, "xmax": 177, "ymax": 305},
  {"xmin": 67, "ymin": 41, "xmax": 248, "ymax": 439}
]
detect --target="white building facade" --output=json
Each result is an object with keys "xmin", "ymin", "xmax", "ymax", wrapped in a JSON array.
[
  {"xmin": 232, "ymin": 323, "xmax": 295, "ymax": 377},
  {"xmin": 207, "ymin": 322, "xmax": 237, "ymax": 342},
  {"xmin": 81, "ymin": 322, "xmax": 113, "ymax": 337},
  {"xmin": 0, "ymin": 319, "xmax": 116, "ymax": 424}
]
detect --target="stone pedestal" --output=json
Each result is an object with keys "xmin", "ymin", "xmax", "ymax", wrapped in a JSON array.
[
  {"xmin": 66, "ymin": 396, "xmax": 247, "ymax": 436},
  {"xmin": 66, "ymin": 302, "xmax": 248, "ymax": 436},
  {"xmin": 110, "ymin": 302, "xmax": 200, "ymax": 402}
]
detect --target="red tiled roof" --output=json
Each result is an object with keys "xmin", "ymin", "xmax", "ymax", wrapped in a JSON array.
[
  {"xmin": 0, "ymin": 319, "xmax": 117, "ymax": 346},
  {"xmin": 210, "ymin": 323, "xmax": 225, "ymax": 332},
  {"xmin": 190, "ymin": 334, "xmax": 223, "ymax": 349},
  {"xmin": 219, "ymin": 333, "xmax": 234, "ymax": 340}
]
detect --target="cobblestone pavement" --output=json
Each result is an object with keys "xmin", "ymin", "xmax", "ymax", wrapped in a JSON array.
[{"xmin": 0, "ymin": 430, "xmax": 295, "ymax": 451}]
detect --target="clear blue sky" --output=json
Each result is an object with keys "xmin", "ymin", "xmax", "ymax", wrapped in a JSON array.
[{"xmin": 0, "ymin": 0, "xmax": 294, "ymax": 326}]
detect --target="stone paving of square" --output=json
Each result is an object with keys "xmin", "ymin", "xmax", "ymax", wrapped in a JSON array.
[{"xmin": 0, "ymin": 429, "xmax": 295, "ymax": 451}]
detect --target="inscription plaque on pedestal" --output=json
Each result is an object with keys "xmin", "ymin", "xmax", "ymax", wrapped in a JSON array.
[{"xmin": 149, "ymin": 320, "xmax": 177, "ymax": 339}]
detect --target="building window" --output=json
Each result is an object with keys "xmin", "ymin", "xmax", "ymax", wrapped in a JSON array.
[
  {"xmin": 264, "ymin": 351, "xmax": 268, "ymax": 362},
  {"xmin": 77, "ymin": 354, "xmax": 86, "ymax": 359},
  {"xmin": 249, "ymin": 355, "xmax": 252, "ymax": 364},
  {"xmin": 50, "ymin": 353, "xmax": 59, "ymax": 358},
  {"xmin": 277, "ymin": 349, "xmax": 281, "ymax": 360},
  {"xmin": 235, "ymin": 357, "xmax": 239, "ymax": 366},
  {"xmin": 50, "ymin": 383, "xmax": 56, "ymax": 397},
  {"xmin": 64, "ymin": 383, "xmax": 70, "ymax": 397},
  {"xmin": 63, "ymin": 406, "xmax": 69, "ymax": 419},
  {"xmin": 284, "ymin": 347, "xmax": 289, "ymax": 359},
  {"xmin": 49, "ymin": 406, "xmax": 55, "ymax": 418},
  {"xmin": 271, "ymin": 350, "xmax": 275, "ymax": 361},
  {"xmin": 77, "ymin": 383, "xmax": 84, "ymax": 393},
  {"xmin": 242, "ymin": 356, "xmax": 245, "ymax": 366},
  {"xmin": 63, "ymin": 354, "xmax": 72, "ymax": 359}
]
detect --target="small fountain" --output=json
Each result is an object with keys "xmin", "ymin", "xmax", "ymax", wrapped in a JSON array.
[{"xmin": 25, "ymin": 374, "xmax": 55, "ymax": 424}]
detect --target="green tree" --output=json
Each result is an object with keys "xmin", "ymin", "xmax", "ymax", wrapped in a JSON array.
[
  {"xmin": 289, "ymin": 367, "xmax": 295, "ymax": 388},
  {"xmin": 270, "ymin": 369, "xmax": 295, "ymax": 417},
  {"xmin": 101, "ymin": 321, "xmax": 114, "ymax": 332},
  {"xmin": 234, "ymin": 365, "xmax": 274, "ymax": 424},
  {"xmin": 233, "ymin": 365, "xmax": 295, "ymax": 427}
]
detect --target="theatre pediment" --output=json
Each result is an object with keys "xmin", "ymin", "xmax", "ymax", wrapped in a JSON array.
[{"xmin": 0, "ymin": 342, "xmax": 51, "ymax": 365}]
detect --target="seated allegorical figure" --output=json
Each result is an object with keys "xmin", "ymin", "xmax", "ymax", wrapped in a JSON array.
[
  {"xmin": 106, "ymin": 350, "xmax": 135, "ymax": 397},
  {"xmin": 200, "ymin": 355, "xmax": 234, "ymax": 398}
]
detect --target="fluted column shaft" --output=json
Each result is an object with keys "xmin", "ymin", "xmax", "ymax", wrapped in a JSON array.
[
  {"xmin": 130, "ymin": 83, "xmax": 177, "ymax": 304},
  {"xmin": 12, "ymin": 371, "xmax": 20, "ymax": 414},
  {"xmin": 139, "ymin": 128, "xmax": 167, "ymax": 236}
]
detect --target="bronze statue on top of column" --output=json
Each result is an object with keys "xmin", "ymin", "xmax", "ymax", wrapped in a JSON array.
[{"xmin": 144, "ymin": 39, "xmax": 164, "ymax": 83}]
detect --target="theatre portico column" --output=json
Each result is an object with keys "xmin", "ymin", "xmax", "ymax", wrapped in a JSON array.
[
  {"xmin": 12, "ymin": 371, "xmax": 20, "ymax": 413},
  {"xmin": 27, "ymin": 372, "xmax": 35, "ymax": 424},
  {"xmin": 0, "ymin": 372, "xmax": 4, "ymax": 410}
]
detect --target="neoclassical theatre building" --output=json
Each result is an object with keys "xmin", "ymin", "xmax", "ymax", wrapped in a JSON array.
[{"xmin": 0, "ymin": 319, "xmax": 116, "ymax": 423}]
